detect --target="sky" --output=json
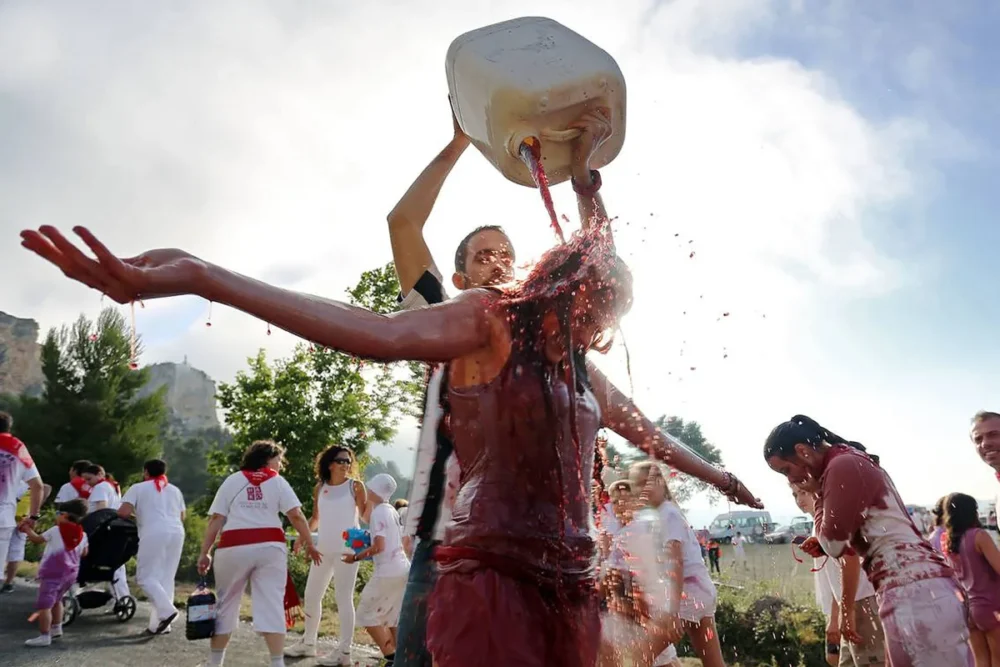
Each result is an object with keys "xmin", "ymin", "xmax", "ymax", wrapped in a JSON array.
[{"xmin": 2, "ymin": 0, "xmax": 999, "ymax": 526}]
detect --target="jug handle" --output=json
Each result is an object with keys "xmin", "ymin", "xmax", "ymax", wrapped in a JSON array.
[{"xmin": 539, "ymin": 128, "xmax": 582, "ymax": 142}]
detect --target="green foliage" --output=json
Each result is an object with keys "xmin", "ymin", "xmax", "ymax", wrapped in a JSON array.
[
  {"xmin": 10, "ymin": 307, "xmax": 167, "ymax": 484},
  {"xmin": 178, "ymin": 512, "xmax": 211, "ymax": 582},
  {"xmin": 214, "ymin": 263, "xmax": 423, "ymax": 513},
  {"xmin": 162, "ymin": 427, "xmax": 231, "ymax": 502},
  {"xmin": 676, "ymin": 590, "xmax": 827, "ymax": 667}
]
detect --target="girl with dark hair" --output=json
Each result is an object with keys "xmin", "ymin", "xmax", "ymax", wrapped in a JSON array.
[
  {"xmin": 198, "ymin": 440, "xmax": 321, "ymax": 667},
  {"xmin": 285, "ymin": 446, "xmax": 366, "ymax": 666},
  {"xmin": 763, "ymin": 415, "xmax": 970, "ymax": 667},
  {"xmin": 943, "ymin": 493, "xmax": 1000, "ymax": 667}
]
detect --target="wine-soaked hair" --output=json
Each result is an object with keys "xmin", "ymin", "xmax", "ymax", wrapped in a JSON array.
[
  {"xmin": 763, "ymin": 414, "xmax": 879, "ymax": 465},
  {"xmin": 500, "ymin": 230, "xmax": 633, "ymax": 522}
]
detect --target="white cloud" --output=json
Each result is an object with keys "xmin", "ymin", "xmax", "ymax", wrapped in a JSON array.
[{"xmin": 1, "ymin": 0, "xmax": 985, "ymax": 515}]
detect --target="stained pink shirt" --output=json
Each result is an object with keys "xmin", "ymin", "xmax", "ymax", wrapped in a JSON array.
[{"xmin": 814, "ymin": 446, "xmax": 952, "ymax": 592}]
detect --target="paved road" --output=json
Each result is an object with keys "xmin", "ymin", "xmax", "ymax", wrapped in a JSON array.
[{"xmin": 0, "ymin": 578, "xmax": 382, "ymax": 667}]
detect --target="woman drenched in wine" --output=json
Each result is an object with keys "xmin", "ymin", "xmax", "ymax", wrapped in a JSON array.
[{"xmin": 22, "ymin": 224, "xmax": 754, "ymax": 667}]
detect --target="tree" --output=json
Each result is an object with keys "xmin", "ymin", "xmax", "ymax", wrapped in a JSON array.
[
  {"xmin": 13, "ymin": 307, "xmax": 167, "ymax": 485},
  {"xmin": 162, "ymin": 426, "xmax": 231, "ymax": 502},
  {"xmin": 656, "ymin": 416, "xmax": 724, "ymax": 505},
  {"xmin": 214, "ymin": 263, "xmax": 424, "ymax": 512}
]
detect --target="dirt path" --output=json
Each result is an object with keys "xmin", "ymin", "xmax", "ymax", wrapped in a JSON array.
[{"xmin": 0, "ymin": 577, "xmax": 383, "ymax": 667}]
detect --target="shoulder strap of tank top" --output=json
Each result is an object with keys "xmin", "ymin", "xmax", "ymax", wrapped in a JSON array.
[{"xmin": 416, "ymin": 364, "xmax": 453, "ymax": 541}]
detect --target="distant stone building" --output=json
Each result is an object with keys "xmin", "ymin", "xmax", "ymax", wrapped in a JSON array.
[
  {"xmin": 137, "ymin": 359, "xmax": 221, "ymax": 433},
  {"xmin": 0, "ymin": 311, "xmax": 44, "ymax": 397}
]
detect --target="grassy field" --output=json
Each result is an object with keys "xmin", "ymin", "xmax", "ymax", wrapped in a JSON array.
[{"xmin": 18, "ymin": 540, "xmax": 821, "ymax": 662}]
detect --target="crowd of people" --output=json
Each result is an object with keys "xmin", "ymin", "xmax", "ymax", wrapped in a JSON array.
[{"xmin": 2, "ymin": 103, "xmax": 999, "ymax": 667}]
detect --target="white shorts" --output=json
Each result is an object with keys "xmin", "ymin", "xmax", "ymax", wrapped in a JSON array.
[
  {"xmin": 678, "ymin": 574, "xmax": 717, "ymax": 623},
  {"xmin": 356, "ymin": 574, "xmax": 408, "ymax": 628},
  {"xmin": 6, "ymin": 528, "xmax": 26, "ymax": 563},
  {"xmin": 213, "ymin": 543, "xmax": 288, "ymax": 635}
]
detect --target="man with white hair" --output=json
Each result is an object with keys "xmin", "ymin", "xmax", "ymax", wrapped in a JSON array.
[{"xmin": 343, "ymin": 473, "xmax": 410, "ymax": 666}]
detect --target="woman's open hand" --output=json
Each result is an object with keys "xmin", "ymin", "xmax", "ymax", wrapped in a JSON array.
[{"xmin": 21, "ymin": 225, "xmax": 206, "ymax": 303}]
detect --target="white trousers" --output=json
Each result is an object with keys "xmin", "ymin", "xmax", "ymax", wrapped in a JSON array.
[
  {"xmin": 214, "ymin": 543, "xmax": 287, "ymax": 635},
  {"xmin": 135, "ymin": 529, "xmax": 184, "ymax": 631},
  {"xmin": 0, "ymin": 527, "xmax": 13, "ymax": 568},
  {"xmin": 302, "ymin": 545, "xmax": 359, "ymax": 651},
  {"xmin": 6, "ymin": 527, "xmax": 26, "ymax": 563},
  {"xmin": 110, "ymin": 565, "xmax": 130, "ymax": 599}
]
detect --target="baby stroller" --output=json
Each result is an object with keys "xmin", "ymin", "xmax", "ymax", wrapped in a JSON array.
[{"xmin": 62, "ymin": 508, "xmax": 140, "ymax": 626}]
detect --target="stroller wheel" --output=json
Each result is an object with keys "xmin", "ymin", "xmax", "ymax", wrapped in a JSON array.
[
  {"xmin": 115, "ymin": 595, "xmax": 137, "ymax": 622},
  {"xmin": 62, "ymin": 594, "xmax": 81, "ymax": 627}
]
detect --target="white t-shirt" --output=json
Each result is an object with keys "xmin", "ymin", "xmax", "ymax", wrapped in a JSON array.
[
  {"xmin": 88, "ymin": 480, "xmax": 122, "ymax": 510},
  {"xmin": 208, "ymin": 471, "xmax": 301, "ymax": 536},
  {"xmin": 121, "ymin": 480, "xmax": 186, "ymax": 538},
  {"xmin": 732, "ymin": 534, "xmax": 747, "ymax": 551},
  {"xmin": 54, "ymin": 482, "xmax": 82, "ymax": 504},
  {"xmin": 0, "ymin": 451, "xmax": 40, "ymax": 528},
  {"xmin": 369, "ymin": 503, "xmax": 409, "ymax": 578},
  {"xmin": 659, "ymin": 501, "xmax": 713, "ymax": 584},
  {"xmin": 41, "ymin": 525, "xmax": 89, "ymax": 561}
]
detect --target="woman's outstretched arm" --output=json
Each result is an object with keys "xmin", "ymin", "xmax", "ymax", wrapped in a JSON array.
[
  {"xmin": 20, "ymin": 226, "xmax": 495, "ymax": 364},
  {"xmin": 587, "ymin": 361, "xmax": 762, "ymax": 508},
  {"xmin": 199, "ymin": 263, "xmax": 494, "ymax": 363}
]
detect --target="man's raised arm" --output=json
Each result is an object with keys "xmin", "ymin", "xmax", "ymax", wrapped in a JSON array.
[{"xmin": 387, "ymin": 111, "xmax": 469, "ymax": 297}]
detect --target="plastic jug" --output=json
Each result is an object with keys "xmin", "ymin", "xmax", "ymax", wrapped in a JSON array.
[
  {"xmin": 446, "ymin": 17, "xmax": 626, "ymax": 188},
  {"xmin": 185, "ymin": 580, "xmax": 217, "ymax": 641}
]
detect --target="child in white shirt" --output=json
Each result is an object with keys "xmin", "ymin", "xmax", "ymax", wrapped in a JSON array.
[
  {"xmin": 343, "ymin": 473, "xmax": 410, "ymax": 666},
  {"xmin": 22, "ymin": 499, "xmax": 89, "ymax": 647}
]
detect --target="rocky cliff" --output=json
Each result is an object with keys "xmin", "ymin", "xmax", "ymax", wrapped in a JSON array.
[
  {"xmin": 137, "ymin": 359, "xmax": 221, "ymax": 433},
  {"xmin": 0, "ymin": 312, "xmax": 44, "ymax": 397}
]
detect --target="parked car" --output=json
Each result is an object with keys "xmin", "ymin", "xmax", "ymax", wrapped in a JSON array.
[
  {"xmin": 707, "ymin": 510, "xmax": 774, "ymax": 543},
  {"xmin": 764, "ymin": 516, "xmax": 814, "ymax": 544}
]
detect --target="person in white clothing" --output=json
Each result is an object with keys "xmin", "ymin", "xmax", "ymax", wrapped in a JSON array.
[
  {"xmin": 53, "ymin": 460, "xmax": 94, "ymax": 506},
  {"xmin": 630, "ymin": 462, "xmax": 725, "ymax": 667},
  {"xmin": 119, "ymin": 459, "xmax": 186, "ymax": 635},
  {"xmin": 731, "ymin": 531, "xmax": 748, "ymax": 570},
  {"xmin": 3, "ymin": 480, "xmax": 52, "ymax": 593},
  {"xmin": 791, "ymin": 482, "xmax": 886, "ymax": 667},
  {"xmin": 598, "ymin": 479, "xmax": 681, "ymax": 667},
  {"xmin": 285, "ymin": 445, "xmax": 366, "ymax": 666},
  {"xmin": 82, "ymin": 463, "xmax": 131, "ymax": 601},
  {"xmin": 199, "ymin": 440, "xmax": 321, "ymax": 667},
  {"xmin": 0, "ymin": 412, "xmax": 45, "ymax": 569},
  {"xmin": 344, "ymin": 473, "xmax": 410, "ymax": 666}
]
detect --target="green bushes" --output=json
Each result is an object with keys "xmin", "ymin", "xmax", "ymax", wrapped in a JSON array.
[{"xmin": 677, "ymin": 588, "xmax": 828, "ymax": 667}]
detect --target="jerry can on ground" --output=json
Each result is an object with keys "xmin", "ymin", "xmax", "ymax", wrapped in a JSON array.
[{"xmin": 446, "ymin": 16, "xmax": 627, "ymax": 188}]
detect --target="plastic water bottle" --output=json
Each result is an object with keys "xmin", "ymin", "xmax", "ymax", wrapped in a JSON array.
[
  {"xmin": 446, "ymin": 17, "xmax": 627, "ymax": 188},
  {"xmin": 185, "ymin": 579, "xmax": 217, "ymax": 641}
]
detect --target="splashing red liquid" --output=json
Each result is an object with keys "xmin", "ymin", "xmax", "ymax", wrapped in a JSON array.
[{"xmin": 519, "ymin": 138, "xmax": 566, "ymax": 244}]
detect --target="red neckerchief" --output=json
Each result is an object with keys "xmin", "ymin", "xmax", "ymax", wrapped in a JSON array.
[
  {"xmin": 242, "ymin": 468, "xmax": 279, "ymax": 486},
  {"xmin": 70, "ymin": 476, "xmax": 92, "ymax": 499},
  {"xmin": 150, "ymin": 475, "xmax": 168, "ymax": 492},
  {"xmin": 0, "ymin": 433, "xmax": 33, "ymax": 468},
  {"xmin": 58, "ymin": 522, "xmax": 84, "ymax": 552}
]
